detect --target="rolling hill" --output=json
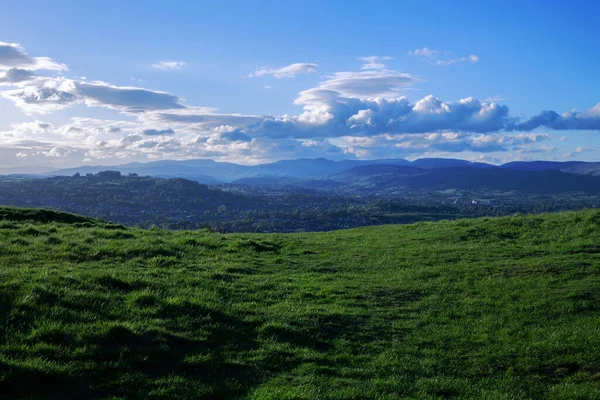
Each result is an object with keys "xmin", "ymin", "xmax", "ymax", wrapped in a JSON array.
[
  {"xmin": 34, "ymin": 158, "xmax": 600, "ymax": 185},
  {"xmin": 261, "ymin": 165, "xmax": 600, "ymax": 195},
  {"xmin": 48, "ymin": 158, "xmax": 412, "ymax": 182},
  {"xmin": 563, "ymin": 162, "xmax": 600, "ymax": 176},
  {"xmin": 0, "ymin": 207, "xmax": 599, "ymax": 399}
]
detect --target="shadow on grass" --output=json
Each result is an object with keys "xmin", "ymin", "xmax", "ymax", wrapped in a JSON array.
[{"xmin": 0, "ymin": 300, "xmax": 271, "ymax": 399}]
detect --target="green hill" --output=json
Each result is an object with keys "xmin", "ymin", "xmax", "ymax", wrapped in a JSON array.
[{"xmin": 0, "ymin": 207, "xmax": 599, "ymax": 399}]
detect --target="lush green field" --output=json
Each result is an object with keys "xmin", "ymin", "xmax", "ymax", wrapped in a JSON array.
[{"xmin": 0, "ymin": 207, "xmax": 599, "ymax": 399}]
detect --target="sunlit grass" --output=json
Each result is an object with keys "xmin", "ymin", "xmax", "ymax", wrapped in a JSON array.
[{"xmin": 0, "ymin": 207, "xmax": 599, "ymax": 399}]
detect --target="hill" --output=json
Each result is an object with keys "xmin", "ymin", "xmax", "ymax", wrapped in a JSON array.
[
  {"xmin": 500, "ymin": 160, "xmax": 586, "ymax": 172},
  {"xmin": 48, "ymin": 158, "xmax": 412, "ymax": 182},
  {"xmin": 563, "ymin": 162, "xmax": 600, "ymax": 176},
  {"xmin": 0, "ymin": 207, "xmax": 599, "ymax": 399},
  {"xmin": 501, "ymin": 160, "xmax": 600, "ymax": 177},
  {"xmin": 308, "ymin": 165, "xmax": 600, "ymax": 195},
  {"xmin": 1, "ymin": 173, "xmax": 466, "ymax": 232},
  {"xmin": 0, "ymin": 172, "xmax": 255, "ymax": 229},
  {"xmin": 4, "ymin": 157, "xmax": 597, "ymax": 184},
  {"xmin": 411, "ymin": 157, "xmax": 494, "ymax": 168}
]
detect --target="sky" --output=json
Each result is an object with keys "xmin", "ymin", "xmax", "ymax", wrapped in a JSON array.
[{"xmin": 0, "ymin": 0, "xmax": 599, "ymax": 170}]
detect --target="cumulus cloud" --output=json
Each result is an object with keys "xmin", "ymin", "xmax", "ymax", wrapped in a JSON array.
[
  {"xmin": 47, "ymin": 146, "xmax": 70, "ymax": 157},
  {"xmin": 564, "ymin": 146, "xmax": 595, "ymax": 158},
  {"xmin": 340, "ymin": 131, "xmax": 552, "ymax": 157},
  {"xmin": 241, "ymin": 94, "xmax": 513, "ymax": 139},
  {"xmin": 146, "ymin": 90, "xmax": 599, "ymax": 146},
  {"xmin": 1, "ymin": 40, "xmax": 599, "ymax": 166},
  {"xmin": 152, "ymin": 61, "xmax": 185, "ymax": 71},
  {"xmin": 514, "ymin": 107, "xmax": 600, "ymax": 131},
  {"xmin": 1, "ymin": 78, "xmax": 77, "ymax": 113},
  {"xmin": 250, "ymin": 63, "xmax": 318, "ymax": 78}
]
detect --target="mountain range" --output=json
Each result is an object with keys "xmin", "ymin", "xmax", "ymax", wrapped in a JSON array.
[{"xmin": 36, "ymin": 158, "xmax": 600, "ymax": 184}]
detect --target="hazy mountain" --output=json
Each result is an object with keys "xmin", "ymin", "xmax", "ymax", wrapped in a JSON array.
[
  {"xmin": 561, "ymin": 163, "xmax": 600, "ymax": 176},
  {"xmin": 47, "ymin": 159, "xmax": 238, "ymax": 183},
  {"xmin": 303, "ymin": 165, "xmax": 600, "ymax": 195},
  {"xmin": 500, "ymin": 161, "xmax": 586, "ymax": 172},
  {"xmin": 411, "ymin": 158, "xmax": 495, "ymax": 168},
  {"xmin": 37, "ymin": 157, "xmax": 600, "ymax": 184},
  {"xmin": 250, "ymin": 158, "xmax": 412, "ymax": 177},
  {"xmin": 0, "ymin": 166, "xmax": 56, "ymax": 175},
  {"xmin": 49, "ymin": 158, "xmax": 411, "ymax": 182}
]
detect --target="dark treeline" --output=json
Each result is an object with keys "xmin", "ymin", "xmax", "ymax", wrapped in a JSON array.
[{"xmin": 0, "ymin": 172, "xmax": 599, "ymax": 232}]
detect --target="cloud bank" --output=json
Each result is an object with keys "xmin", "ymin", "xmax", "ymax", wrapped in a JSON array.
[{"xmin": 0, "ymin": 42, "xmax": 598, "ymax": 167}]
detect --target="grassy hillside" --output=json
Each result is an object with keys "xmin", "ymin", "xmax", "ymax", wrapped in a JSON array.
[{"xmin": 0, "ymin": 207, "xmax": 599, "ymax": 399}]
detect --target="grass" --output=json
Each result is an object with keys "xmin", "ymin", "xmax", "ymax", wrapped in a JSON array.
[{"xmin": 0, "ymin": 206, "xmax": 599, "ymax": 399}]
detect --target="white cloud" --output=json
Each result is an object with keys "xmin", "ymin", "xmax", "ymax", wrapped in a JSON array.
[
  {"xmin": 15, "ymin": 152, "xmax": 27, "ymax": 158},
  {"xmin": 0, "ymin": 42, "xmax": 67, "ymax": 71},
  {"xmin": 435, "ymin": 54, "xmax": 479, "ymax": 66},
  {"xmin": 152, "ymin": 61, "xmax": 185, "ymax": 71},
  {"xmin": 408, "ymin": 48, "xmax": 441, "ymax": 59},
  {"xmin": 348, "ymin": 109, "xmax": 374, "ymax": 124},
  {"xmin": 409, "ymin": 47, "xmax": 479, "ymax": 66},
  {"xmin": 3, "ymin": 77, "xmax": 185, "ymax": 114},
  {"xmin": 76, "ymin": 81, "xmax": 184, "ymax": 112},
  {"xmin": 0, "ymin": 40, "xmax": 597, "ymax": 166},
  {"xmin": 309, "ymin": 69, "xmax": 418, "ymax": 99},
  {"xmin": 359, "ymin": 56, "xmax": 393, "ymax": 70},
  {"xmin": 250, "ymin": 63, "xmax": 318, "ymax": 78},
  {"xmin": 1, "ymin": 78, "xmax": 77, "ymax": 114},
  {"xmin": 47, "ymin": 146, "xmax": 70, "ymax": 157},
  {"xmin": 564, "ymin": 146, "xmax": 594, "ymax": 158}
]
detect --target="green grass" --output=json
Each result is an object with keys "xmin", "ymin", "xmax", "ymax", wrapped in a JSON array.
[{"xmin": 0, "ymin": 206, "xmax": 599, "ymax": 399}]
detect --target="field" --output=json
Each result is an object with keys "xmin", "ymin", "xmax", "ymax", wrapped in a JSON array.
[{"xmin": 0, "ymin": 207, "xmax": 599, "ymax": 399}]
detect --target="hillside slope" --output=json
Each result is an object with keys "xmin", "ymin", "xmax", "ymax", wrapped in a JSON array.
[
  {"xmin": 0, "ymin": 208, "xmax": 599, "ymax": 399},
  {"xmin": 317, "ymin": 165, "xmax": 600, "ymax": 194}
]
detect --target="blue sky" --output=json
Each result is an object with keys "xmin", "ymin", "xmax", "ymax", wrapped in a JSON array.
[{"xmin": 0, "ymin": 0, "xmax": 599, "ymax": 169}]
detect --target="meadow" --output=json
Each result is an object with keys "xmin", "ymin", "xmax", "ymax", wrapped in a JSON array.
[{"xmin": 0, "ymin": 207, "xmax": 599, "ymax": 399}]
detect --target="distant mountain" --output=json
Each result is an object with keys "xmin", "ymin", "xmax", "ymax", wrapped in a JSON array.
[
  {"xmin": 500, "ymin": 161, "xmax": 586, "ymax": 172},
  {"xmin": 411, "ymin": 158, "xmax": 495, "ymax": 168},
  {"xmin": 251, "ymin": 157, "xmax": 412, "ymax": 177},
  {"xmin": 500, "ymin": 161, "xmax": 600, "ymax": 177},
  {"xmin": 0, "ymin": 166, "xmax": 56, "ymax": 175},
  {"xmin": 561, "ymin": 163, "xmax": 600, "ymax": 176},
  {"xmin": 34, "ymin": 157, "xmax": 600, "ymax": 184},
  {"xmin": 301, "ymin": 165, "xmax": 600, "ymax": 195},
  {"xmin": 47, "ymin": 160, "xmax": 233, "ymax": 184},
  {"xmin": 49, "ymin": 158, "xmax": 411, "ymax": 182}
]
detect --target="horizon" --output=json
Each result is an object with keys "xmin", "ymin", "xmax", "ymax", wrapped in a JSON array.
[
  {"xmin": 0, "ymin": 155, "xmax": 593, "ymax": 176},
  {"xmin": 1, "ymin": 0, "xmax": 599, "ymax": 170}
]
